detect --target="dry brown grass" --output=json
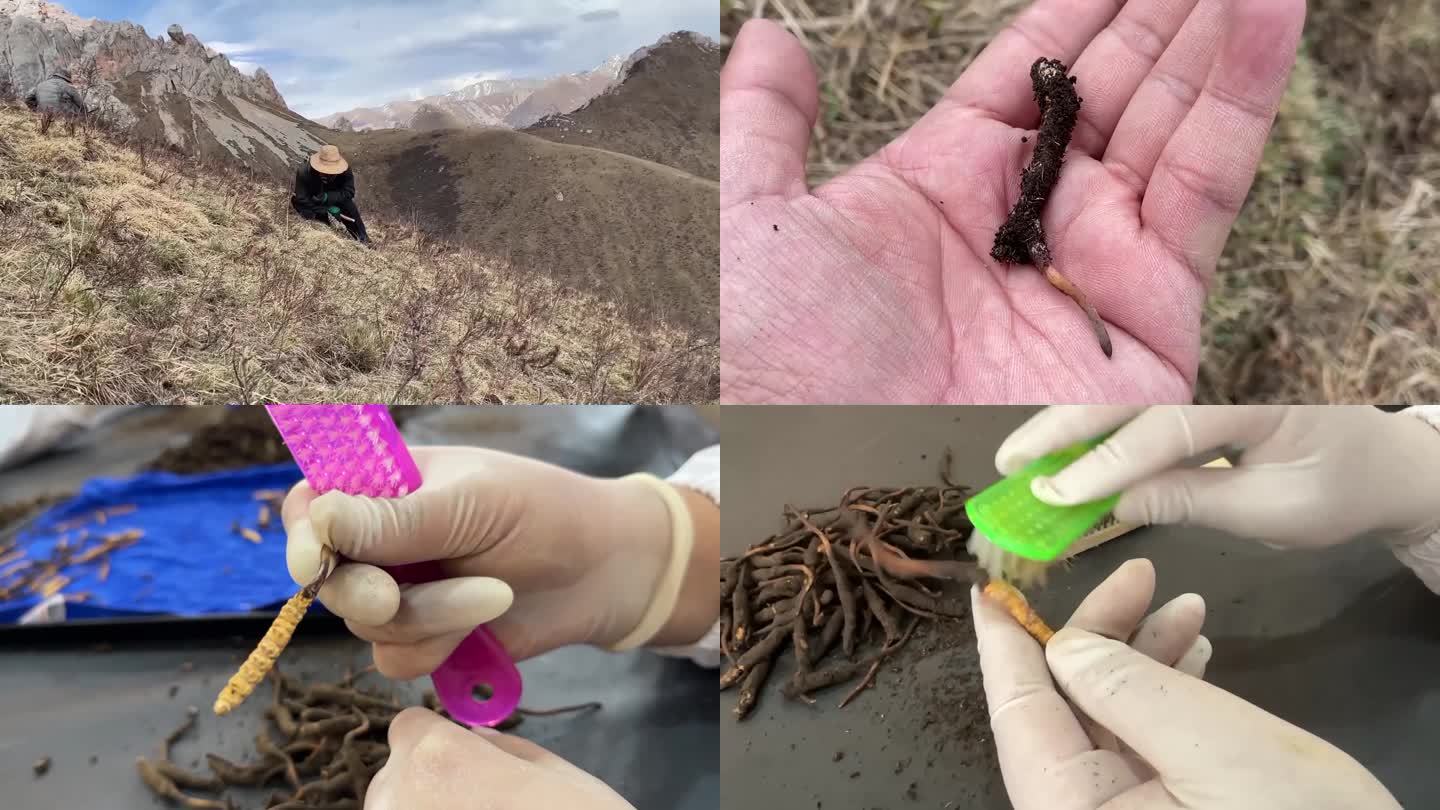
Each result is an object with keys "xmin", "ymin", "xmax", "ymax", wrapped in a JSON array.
[
  {"xmin": 722, "ymin": 0, "xmax": 1440, "ymax": 403},
  {"xmin": 0, "ymin": 104, "xmax": 717, "ymax": 404}
]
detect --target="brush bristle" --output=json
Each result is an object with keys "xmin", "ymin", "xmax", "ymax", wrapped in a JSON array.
[{"xmin": 968, "ymin": 530, "xmax": 1052, "ymax": 588}]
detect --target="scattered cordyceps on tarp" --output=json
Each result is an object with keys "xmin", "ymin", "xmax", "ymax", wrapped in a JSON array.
[
  {"xmin": 721, "ymin": 454, "xmax": 988, "ymax": 720},
  {"xmin": 0, "ymin": 506, "xmax": 141, "ymax": 604}
]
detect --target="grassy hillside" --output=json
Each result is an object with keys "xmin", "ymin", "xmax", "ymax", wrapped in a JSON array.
[
  {"xmin": 0, "ymin": 104, "xmax": 717, "ymax": 404},
  {"xmin": 323, "ymin": 125, "xmax": 720, "ymax": 333},
  {"xmin": 525, "ymin": 36, "xmax": 721, "ymax": 180},
  {"xmin": 722, "ymin": 0, "xmax": 1440, "ymax": 403}
]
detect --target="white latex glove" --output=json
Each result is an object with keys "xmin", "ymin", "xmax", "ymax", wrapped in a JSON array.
[
  {"xmin": 976, "ymin": 559, "xmax": 1401, "ymax": 810},
  {"xmin": 366, "ymin": 707, "xmax": 636, "ymax": 810},
  {"xmin": 282, "ymin": 446, "xmax": 677, "ymax": 678},
  {"xmin": 995, "ymin": 406, "xmax": 1440, "ymax": 549}
]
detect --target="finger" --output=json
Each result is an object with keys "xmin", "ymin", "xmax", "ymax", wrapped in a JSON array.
[
  {"xmin": 944, "ymin": 0, "xmax": 1125, "ymax": 126},
  {"xmin": 1113, "ymin": 464, "xmax": 1298, "ymax": 536},
  {"xmin": 303, "ymin": 481, "xmax": 478, "ymax": 568},
  {"xmin": 1066, "ymin": 0, "xmax": 1201, "ymax": 156},
  {"xmin": 342, "ymin": 578, "xmax": 513, "ymax": 641},
  {"xmin": 385, "ymin": 706, "xmax": 457, "ymax": 755},
  {"xmin": 1101, "ymin": 0, "xmax": 1225, "ymax": 192},
  {"xmin": 996, "ymin": 406, "xmax": 1144, "ymax": 475},
  {"xmin": 1174, "ymin": 634, "xmax": 1212, "ymax": 679},
  {"xmin": 475, "ymin": 731, "xmax": 607, "ymax": 782},
  {"xmin": 1097, "ymin": 779, "xmax": 1187, "ymax": 810},
  {"xmin": 1140, "ymin": 0, "xmax": 1305, "ymax": 280},
  {"xmin": 365, "ymin": 759, "xmax": 398, "ymax": 809},
  {"xmin": 1047, "ymin": 627, "xmax": 1298, "ymax": 778},
  {"xmin": 972, "ymin": 586, "xmax": 1095, "ymax": 808},
  {"xmin": 1063, "ymin": 558, "xmax": 1156, "ymax": 641},
  {"xmin": 1033, "ymin": 405, "xmax": 1284, "ymax": 505},
  {"xmin": 370, "ymin": 631, "xmax": 470, "ymax": 680},
  {"xmin": 280, "ymin": 480, "xmax": 318, "ymax": 527},
  {"xmin": 1060, "ymin": 558, "xmax": 1155, "ymax": 754},
  {"xmin": 720, "ymin": 19, "xmax": 817, "ymax": 206},
  {"xmin": 313, "ymin": 562, "xmax": 400, "ymax": 626},
  {"xmin": 1128, "ymin": 593, "xmax": 1206, "ymax": 667}
]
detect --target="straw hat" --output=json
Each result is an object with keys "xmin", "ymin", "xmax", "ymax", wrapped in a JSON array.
[{"xmin": 310, "ymin": 144, "xmax": 349, "ymax": 175}]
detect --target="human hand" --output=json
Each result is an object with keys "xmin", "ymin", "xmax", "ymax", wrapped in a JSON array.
[
  {"xmin": 721, "ymin": 0, "xmax": 1305, "ymax": 403},
  {"xmin": 366, "ymin": 707, "xmax": 636, "ymax": 810},
  {"xmin": 281, "ymin": 447, "xmax": 679, "ymax": 677},
  {"xmin": 976, "ymin": 558, "xmax": 1401, "ymax": 809},
  {"xmin": 996, "ymin": 405, "xmax": 1440, "ymax": 549}
]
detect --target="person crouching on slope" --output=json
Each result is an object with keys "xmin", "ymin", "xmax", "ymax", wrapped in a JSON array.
[
  {"xmin": 292, "ymin": 144, "xmax": 370, "ymax": 244},
  {"xmin": 24, "ymin": 67, "xmax": 89, "ymax": 135}
]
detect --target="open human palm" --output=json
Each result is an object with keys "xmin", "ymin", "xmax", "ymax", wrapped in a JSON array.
[{"xmin": 721, "ymin": 0, "xmax": 1305, "ymax": 403}]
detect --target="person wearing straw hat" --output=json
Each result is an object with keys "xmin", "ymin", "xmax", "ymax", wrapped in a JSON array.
[{"xmin": 292, "ymin": 144, "xmax": 370, "ymax": 244}]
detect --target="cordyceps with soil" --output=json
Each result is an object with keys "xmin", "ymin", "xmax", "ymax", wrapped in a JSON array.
[
  {"xmin": 719, "ymin": 482, "xmax": 976, "ymax": 718},
  {"xmin": 143, "ymin": 668, "xmax": 600, "ymax": 809},
  {"xmin": 138, "ymin": 669, "xmax": 402, "ymax": 810},
  {"xmin": 991, "ymin": 57, "xmax": 1113, "ymax": 358},
  {"xmin": 720, "ymin": 451, "xmax": 1057, "ymax": 720}
]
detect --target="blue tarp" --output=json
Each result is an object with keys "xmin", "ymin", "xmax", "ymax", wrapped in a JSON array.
[{"xmin": 0, "ymin": 463, "xmax": 311, "ymax": 623}]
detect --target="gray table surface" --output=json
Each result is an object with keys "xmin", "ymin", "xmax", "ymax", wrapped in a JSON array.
[
  {"xmin": 0, "ymin": 405, "xmax": 719, "ymax": 810},
  {"xmin": 720, "ymin": 406, "xmax": 1440, "ymax": 809}
]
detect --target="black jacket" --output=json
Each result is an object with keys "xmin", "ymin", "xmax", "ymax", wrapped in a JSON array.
[{"xmin": 291, "ymin": 165, "xmax": 356, "ymax": 214}]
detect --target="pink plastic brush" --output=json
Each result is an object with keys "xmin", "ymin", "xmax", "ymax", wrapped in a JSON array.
[{"xmin": 266, "ymin": 404, "xmax": 522, "ymax": 727}]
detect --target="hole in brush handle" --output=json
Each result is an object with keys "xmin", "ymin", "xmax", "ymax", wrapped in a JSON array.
[
  {"xmin": 432, "ymin": 626, "xmax": 522, "ymax": 727},
  {"xmin": 383, "ymin": 564, "xmax": 523, "ymax": 725}
]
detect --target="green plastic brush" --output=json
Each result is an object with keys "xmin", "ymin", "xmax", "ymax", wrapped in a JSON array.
[{"xmin": 965, "ymin": 434, "xmax": 1120, "ymax": 587}]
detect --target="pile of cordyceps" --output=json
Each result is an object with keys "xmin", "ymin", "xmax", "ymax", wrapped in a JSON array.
[
  {"xmin": 137, "ymin": 669, "xmax": 413, "ymax": 809},
  {"xmin": 721, "ymin": 469, "xmax": 984, "ymax": 720},
  {"xmin": 138, "ymin": 668, "xmax": 598, "ymax": 809}
]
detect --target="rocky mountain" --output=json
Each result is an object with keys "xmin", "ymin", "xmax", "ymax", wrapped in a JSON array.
[
  {"xmin": 0, "ymin": 0, "xmax": 323, "ymax": 178},
  {"xmin": 525, "ymin": 32, "xmax": 720, "ymax": 180},
  {"xmin": 316, "ymin": 56, "xmax": 626, "ymax": 132}
]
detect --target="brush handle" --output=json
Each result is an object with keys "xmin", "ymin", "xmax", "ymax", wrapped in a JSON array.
[
  {"xmin": 384, "ymin": 563, "xmax": 523, "ymax": 727},
  {"xmin": 265, "ymin": 405, "xmax": 523, "ymax": 727}
]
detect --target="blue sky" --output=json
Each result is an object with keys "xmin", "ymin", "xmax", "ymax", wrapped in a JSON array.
[{"xmin": 58, "ymin": 0, "xmax": 718, "ymax": 118}]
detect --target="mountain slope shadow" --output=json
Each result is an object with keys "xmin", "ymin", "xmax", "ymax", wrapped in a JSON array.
[{"xmin": 326, "ymin": 126, "xmax": 719, "ymax": 333}]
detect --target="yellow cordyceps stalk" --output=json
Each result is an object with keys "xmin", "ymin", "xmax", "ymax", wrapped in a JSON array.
[
  {"xmin": 214, "ymin": 548, "xmax": 336, "ymax": 716},
  {"xmin": 982, "ymin": 580, "xmax": 1055, "ymax": 646}
]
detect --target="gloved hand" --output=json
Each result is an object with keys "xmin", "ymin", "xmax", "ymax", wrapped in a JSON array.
[
  {"xmin": 995, "ymin": 406, "xmax": 1440, "ymax": 549},
  {"xmin": 367, "ymin": 707, "xmax": 636, "ymax": 810},
  {"xmin": 327, "ymin": 205, "xmax": 341, "ymax": 215},
  {"xmin": 281, "ymin": 447, "xmax": 679, "ymax": 678},
  {"xmin": 976, "ymin": 558, "xmax": 1402, "ymax": 810}
]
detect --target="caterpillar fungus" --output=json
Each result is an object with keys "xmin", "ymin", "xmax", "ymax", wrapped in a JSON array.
[{"xmin": 214, "ymin": 546, "xmax": 337, "ymax": 715}]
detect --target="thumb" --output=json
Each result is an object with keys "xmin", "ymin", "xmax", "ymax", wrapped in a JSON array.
[
  {"xmin": 1046, "ymin": 627, "xmax": 1299, "ymax": 780},
  {"xmin": 305, "ymin": 482, "xmax": 477, "ymax": 567},
  {"xmin": 1048, "ymin": 628, "xmax": 1403, "ymax": 809},
  {"xmin": 721, "ymin": 19, "xmax": 817, "ymax": 206}
]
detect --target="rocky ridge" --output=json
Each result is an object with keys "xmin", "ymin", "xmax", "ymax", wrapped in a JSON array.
[{"xmin": 0, "ymin": 0, "xmax": 322, "ymax": 177}]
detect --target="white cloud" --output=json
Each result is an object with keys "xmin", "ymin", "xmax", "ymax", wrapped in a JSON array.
[
  {"xmin": 141, "ymin": 0, "xmax": 718, "ymax": 118},
  {"xmin": 229, "ymin": 59, "xmax": 260, "ymax": 76},
  {"xmin": 206, "ymin": 40, "xmax": 261, "ymax": 56}
]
